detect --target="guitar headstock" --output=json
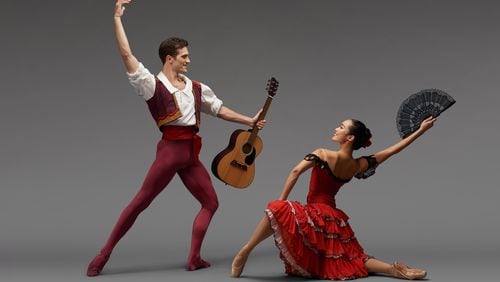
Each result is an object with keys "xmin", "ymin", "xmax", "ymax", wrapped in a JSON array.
[{"xmin": 266, "ymin": 77, "xmax": 279, "ymax": 97}]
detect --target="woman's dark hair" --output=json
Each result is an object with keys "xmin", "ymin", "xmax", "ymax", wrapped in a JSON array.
[
  {"xmin": 348, "ymin": 119, "xmax": 372, "ymax": 150},
  {"xmin": 158, "ymin": 37, "xmax": 189, "ymax": 64}
]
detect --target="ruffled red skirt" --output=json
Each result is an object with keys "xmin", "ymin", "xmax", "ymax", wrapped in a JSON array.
[{"xmin": 266, "ymin": 200, "xmax": 371, "ymax": 280}]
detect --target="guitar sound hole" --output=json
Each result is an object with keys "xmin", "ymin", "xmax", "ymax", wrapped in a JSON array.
[{"xmin": 242, "ymin": 143, "xmax": 253, "ymax": 155}]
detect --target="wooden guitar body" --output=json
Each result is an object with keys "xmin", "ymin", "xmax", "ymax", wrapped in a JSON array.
[
  {"xmin": 211, "ymin": 129, "xmax": 263, "ymax": 188},
  {"xmin": 211, "ymin": 77, "xmax": 278, "ymax": 189}
]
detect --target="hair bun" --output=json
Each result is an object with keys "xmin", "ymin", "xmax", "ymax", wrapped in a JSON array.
[
  {"xmin": 349, "ymin": 119, "xmax": 372, "ymax": 150},
  {"xmin": 362, "ymin": 139, "xmax": 372, "ymax": 148}
]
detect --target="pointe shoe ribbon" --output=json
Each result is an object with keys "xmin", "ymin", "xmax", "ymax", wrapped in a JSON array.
[{"xmin": 392, "ymin": 261, "xmax": 427, "ymax": 280}]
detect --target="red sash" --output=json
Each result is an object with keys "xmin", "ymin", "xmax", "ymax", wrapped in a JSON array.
[{"xmin": 162, "ymin": 126, "xmax": 202, "ymax": 159}]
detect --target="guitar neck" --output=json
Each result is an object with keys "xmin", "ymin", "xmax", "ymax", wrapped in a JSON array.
[{"xmin": 247, "ymin": 94, "xmax": 273, "ymax": 145}]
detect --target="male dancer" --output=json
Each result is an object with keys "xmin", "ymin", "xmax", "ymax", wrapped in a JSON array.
[{"xmin": 87, "ymin": 0, "xmax": 266, "ymax": 276}]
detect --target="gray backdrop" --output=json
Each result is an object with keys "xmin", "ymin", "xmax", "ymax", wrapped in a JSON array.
[{"xmin": 1, "ymin": 0, "xmax": 499, "ymax": 281}]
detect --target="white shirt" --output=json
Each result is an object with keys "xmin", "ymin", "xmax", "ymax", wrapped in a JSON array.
[{"xmin": 127, "ymin": 63, "xmax": 223, "ymax": 126}]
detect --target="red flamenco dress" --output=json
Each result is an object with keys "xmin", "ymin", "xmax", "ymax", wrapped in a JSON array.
[{"xmin": 266, "ymin": 154, "xmax": 372, "ymax": 280}]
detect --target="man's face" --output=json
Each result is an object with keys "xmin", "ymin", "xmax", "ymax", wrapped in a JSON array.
[{"xmin": 168, "ymin": 47, "xmax": 190, "ymax": 73}]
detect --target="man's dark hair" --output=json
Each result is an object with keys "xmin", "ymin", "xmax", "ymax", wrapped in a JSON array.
[{"xmin": 158, "ymin": 37, "xmax": 189, "ymax": 64}]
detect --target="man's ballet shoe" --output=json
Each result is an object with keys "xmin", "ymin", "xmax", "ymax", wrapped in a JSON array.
[
  {"xmin": 186, "ymin": 258, "xmax": 211, "ymax": 271},
  {"xmin": 86, "ymin": 253, "xmax": 110, "ymax": 277}
]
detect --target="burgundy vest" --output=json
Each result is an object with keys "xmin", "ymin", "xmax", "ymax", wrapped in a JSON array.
[{"xmin": 147, "ymin": 78, "xmax": 202, "ymax": 132}]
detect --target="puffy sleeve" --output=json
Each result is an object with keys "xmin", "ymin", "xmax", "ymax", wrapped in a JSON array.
[
  {"xmin": 304, "ymin": 153, "xmax": 328, "ymax": 168},
  {"xmin": 200, "ymin": 83, "xmax": 223, "ymax": 117},
  {"xmin": 126, "ymin": 62, "xmax": 155, "ymax": 100},
  {"xmin": 355, "ymin": 155, "xmax": 378, "ymax": 179}
]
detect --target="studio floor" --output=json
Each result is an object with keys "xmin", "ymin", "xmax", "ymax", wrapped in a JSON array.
[{"xmin": 1, "ymin": 246, "xmax": 497, "ymax": 282}]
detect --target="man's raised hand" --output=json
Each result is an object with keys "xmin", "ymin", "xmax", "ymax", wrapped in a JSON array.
[{"xmin": 114, "ymin": 0, "xmax": 131, "ymax": 18}]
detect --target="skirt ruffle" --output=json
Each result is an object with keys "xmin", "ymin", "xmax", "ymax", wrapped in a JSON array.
[{"xmin": 266, "ymin": 200, "xmax": 370, "ymax": 280}]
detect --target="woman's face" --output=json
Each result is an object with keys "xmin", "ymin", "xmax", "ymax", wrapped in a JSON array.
[{"xmin": 332, "ymin": 119, "xmax": 354, "ymax": 143}]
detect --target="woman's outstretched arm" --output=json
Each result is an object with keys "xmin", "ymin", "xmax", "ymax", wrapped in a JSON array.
[
  {"xmin": 373, "ymin": 116, "xmax": 436, "ymax": 165},
  {"xmin": 357, "ymin": 116, "xmax": 437, "ymax": 175}
]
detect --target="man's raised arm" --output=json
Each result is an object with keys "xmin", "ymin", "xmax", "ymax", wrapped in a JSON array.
[{"xmin": 114, "ymin": 0, "xmax": 139, "ymax": 73}]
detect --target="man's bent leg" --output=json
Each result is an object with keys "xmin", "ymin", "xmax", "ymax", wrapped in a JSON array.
[{"xmin": 178, "ymin": 160, "xmax": 219, "ymax": 271}]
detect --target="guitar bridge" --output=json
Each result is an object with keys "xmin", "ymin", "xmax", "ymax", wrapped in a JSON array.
[{"xmin": 230, "ymin": 160, "xmax": 248, "ymax": 171}]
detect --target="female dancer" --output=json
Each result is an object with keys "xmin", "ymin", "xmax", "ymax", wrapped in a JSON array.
[{"xmin": 231, "ymin": 117, "xmax": 436, "ymax": 280}]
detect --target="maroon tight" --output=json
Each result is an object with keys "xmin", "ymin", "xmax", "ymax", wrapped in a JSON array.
[{"xmin": 99, "ymin": 138, "xmax": 218, "ymax": 268}]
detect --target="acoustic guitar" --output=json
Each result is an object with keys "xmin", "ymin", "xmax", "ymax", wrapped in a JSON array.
[{"xmin": 211, "ymin": 77, "xmax": 279, "ymax": 188}]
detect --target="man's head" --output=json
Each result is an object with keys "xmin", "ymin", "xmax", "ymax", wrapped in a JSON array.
[{"xmin": 158, "ymin": 37, "xmax": 190, "ymax": 72}]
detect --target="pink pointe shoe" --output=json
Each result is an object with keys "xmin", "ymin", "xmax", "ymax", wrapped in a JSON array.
[{"xmin": 231, "ymin": 253, "xmax": 248, "ymax": 278}]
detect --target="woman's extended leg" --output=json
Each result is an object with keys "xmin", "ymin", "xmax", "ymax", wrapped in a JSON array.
[{"xmin": 365, "ymin": 258, "xmax": 427, "ymax": 280}]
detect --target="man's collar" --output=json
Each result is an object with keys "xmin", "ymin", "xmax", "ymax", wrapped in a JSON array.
[{"xmin": 156, "ymin": 71, "xmax": 192, "ymax": 93}]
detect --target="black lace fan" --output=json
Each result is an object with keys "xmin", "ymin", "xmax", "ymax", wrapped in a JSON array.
[{"xmin": 396, "ymin": 89, "xmax": 455, "ymax": 139}]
